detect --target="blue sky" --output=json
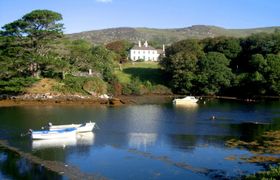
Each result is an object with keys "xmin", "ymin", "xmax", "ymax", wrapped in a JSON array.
[{"xmin": 0, "ymin": 0, "xmax": 279, "ymax": 34}]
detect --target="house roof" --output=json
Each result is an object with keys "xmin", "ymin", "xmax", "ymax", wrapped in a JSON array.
[{"xmin": 131, "ymin": 45, "xmax": 156, "ymax": 51}]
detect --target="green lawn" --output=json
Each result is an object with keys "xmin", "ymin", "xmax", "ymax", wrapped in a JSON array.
[{"xmin": 115, "ymin": 62, "xmax": 167, "ymax": 85}]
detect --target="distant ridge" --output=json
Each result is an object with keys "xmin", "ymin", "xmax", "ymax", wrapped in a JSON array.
[{"xmin": 67, "ymin": 25, "xmax": 280, "ymax": 45}]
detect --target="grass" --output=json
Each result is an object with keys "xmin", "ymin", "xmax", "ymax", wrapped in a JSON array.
[
  {"xmin": 25, "ymin": 78, "xmax": 60, "ymax": 94},
  {"xmin": 115, "ymin": 62, "xmax": 167, "ymax": 85}
]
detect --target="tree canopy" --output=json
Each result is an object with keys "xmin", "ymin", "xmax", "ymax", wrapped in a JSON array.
[
  {"xmin": 0, "ymin": 10, "xmax": 117, "ymax": 95},
  {"xmin": 161, "ymin": 31, "xmax": 280, "ymax": 97}
]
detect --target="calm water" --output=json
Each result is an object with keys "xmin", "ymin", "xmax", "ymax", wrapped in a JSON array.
[{"xmin": 1, "ymin": 99, "xmax": 280, "ymax": 179}]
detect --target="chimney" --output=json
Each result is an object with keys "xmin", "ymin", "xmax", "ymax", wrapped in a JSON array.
[
  {"xmin": 162, "ymin": 44, "xmax": 165, "ymax": 52},
  {"xmin": 138, "ymin": 41, "xmax": 141, "ymax": 47},
  {"xmin": 144, "ymin": 41, "xmax": 148, "ymax": 47}
]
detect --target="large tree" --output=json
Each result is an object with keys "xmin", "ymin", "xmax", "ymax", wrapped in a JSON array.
[
  {"xmin": 105, "ymin": 40, "xmax": 133, "ymax": 63},
  {"xmin": 160, "ymin": 39, "xmax": 204, "ymax": 94},
  {"xmin": 67, "ymin": 39, "xmax": 93, "ymax": 71},
  {"xmin": 1, "ymin": 10, "xmax": 64, "ymax": 77},
  {"xmin": 265, "ymin": 54, "xmax": 280, "ymax": 95},
  {"xmin": 90, "ymin": 46, "xmax": 117, "ymax": 82},
  {"xmin": 202, "ymin": 37, "xmax": 241, "ymax": 72},
  {"xmin": 196, "ymin": 52, "xmax": 233, "ymax": 95}
]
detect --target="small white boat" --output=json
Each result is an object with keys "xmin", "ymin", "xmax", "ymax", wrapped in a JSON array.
[
  {"xmin": 31, "ymin": 128, "xmax": 77, "ymax": 140},
  {"xmin": 48, "ymin": 122, "xmax": 95, "ymax": 133},
  {"xmin": 173, "ymin": 96, "xmax": 198, "ymax": 105}
]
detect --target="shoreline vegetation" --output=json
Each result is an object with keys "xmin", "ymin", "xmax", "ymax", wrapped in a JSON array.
[
  {"xmin": 226, "ymin": 130, "xmax": 280, "ymax": 179},
  {"xmin": 0, "ymin": 94, "xmax": 280, "ymax": 107},
  {"xmin": 0, "ymin": 94, "xmax": 175, "ymax": 107}
]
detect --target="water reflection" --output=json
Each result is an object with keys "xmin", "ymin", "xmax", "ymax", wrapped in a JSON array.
[
  {"xmin": 32, "ymin": 132, "xmax": 95, "ymax": 150},
  {"xmin": 0, "ymin": 149, "xmax": 61, "ymax": 179},
  {"xmin": 127, "ymin": 133, "xmax": 157, "ymax": 150},
  {"xmin": 1, "ymin": 100, "xmax": 280, "ymax": 179},
  {"xmin": 124, "ymin": 105, "xmax": 162, "ymax": 133},
  {"xmin": 173, "ymin": 103, "xmax": 199, "ymax": 110},
  {"xmin": 76, "ymin": 132, "xmax": 95, "ymax": 145},
  {"xmin": 32, "ymin": 137, "xmax": 77, "ymax": 150}
]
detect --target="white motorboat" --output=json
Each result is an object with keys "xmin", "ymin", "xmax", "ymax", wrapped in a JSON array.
[
  {"xmin": 173, "ymin": 96, "xmax": 198, "ymax": 105},
  {"xmin": 31, "ymin": 127, "xmax": 77, "ymax": 140},
  {"xmin": 48, "ymin": 122, "xmax": 95, "ymax": 133}
]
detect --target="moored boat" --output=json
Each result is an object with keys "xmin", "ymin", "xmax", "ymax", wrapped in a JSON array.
[
  {"xmin": 48, "ymin": 122, "xmax": 95, "ymax": 133},
  {"xmin": 173, "ymin": 96, "xmax": 198, "ymax": 105},
  {"xmin": 31, "ymin": 127, "xmax": 77, "ymax": 140}
]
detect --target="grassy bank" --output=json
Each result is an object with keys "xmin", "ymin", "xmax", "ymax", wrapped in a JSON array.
[
  {"xmin": 115, "ymin": 62, "xmax": 166, "ymax": 84},
  {"xmin": 114, "ymin": 62, "xmax": 172, "ymax": 95}
]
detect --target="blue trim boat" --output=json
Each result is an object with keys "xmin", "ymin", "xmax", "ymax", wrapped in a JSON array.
[{"xmin": 31, "ymin": 127, "xmax": 77, "ymax": 140}]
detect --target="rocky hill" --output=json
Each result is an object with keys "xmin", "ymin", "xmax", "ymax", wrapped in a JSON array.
[{"xmin": 67, "ymin": 25, "xmax": 280, "ymax": 45}]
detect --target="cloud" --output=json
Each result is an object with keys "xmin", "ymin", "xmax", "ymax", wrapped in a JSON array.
[{"xmin": 96, "ymin": 0, "xmax": 112, "ymax": 3}]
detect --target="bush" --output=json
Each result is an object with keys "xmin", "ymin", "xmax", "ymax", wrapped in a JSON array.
[
  {"xmin": 83, "ymin": 78, "xmax": 107, "ymax": 95},
  {"xmin": 121, "ymin": 84, "xmax": 133, "ymax": 95},
  {"xmin": 0, "ymin": 77, "xmax": 38, "ymax": 94},
  {"xmin": 53, "ymin": 75, "xmax": 107, "ymax": 95},
  {"xmin": 151, "ymin": 85, "xmax": 173, "ymax": 95},
  {"xmin": 109, "ymin": 81, "xmax": 122, "ymax": 96},
  {"xmin": 136, "ymin": 59, "xmax": 145, "ymax": 62}
]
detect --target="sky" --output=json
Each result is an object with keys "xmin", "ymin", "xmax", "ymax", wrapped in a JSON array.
[{"xmin": 0, "ymin": 0, "xmax": 279, "ymax": 34}]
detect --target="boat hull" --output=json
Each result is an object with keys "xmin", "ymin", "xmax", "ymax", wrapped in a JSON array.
[
  {"xmin": 173, "ymin": 96, "xmax": 198, "ymax": 105},
  {"xmin": 49, "ymin": 122, "xmax": 95, "ymax": 133},
  {"xmin": 32, "ymin": 128, "xmax": 77, "ymax": 140}
]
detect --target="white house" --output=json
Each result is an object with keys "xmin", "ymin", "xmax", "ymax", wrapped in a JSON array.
[{"xmin": 130, "ymin": 41, "xmax": 165, "ymax": 61}]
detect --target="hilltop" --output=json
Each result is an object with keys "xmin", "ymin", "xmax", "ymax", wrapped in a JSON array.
[{"xmin": 67, "ymin": 25, "xmax": 280, "ymax": 44}]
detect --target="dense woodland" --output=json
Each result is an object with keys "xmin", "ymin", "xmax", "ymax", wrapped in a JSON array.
[
  {"xmin": 161, "ymin": 31, "xmax": 280, "ymax": 97},
  {"xmin": 1, "ymin": 10, "xmax": 280, "ymax": 98},
  {"xmin": 0, "ymin": 10, "xmax": 118, "ymax": 95}
]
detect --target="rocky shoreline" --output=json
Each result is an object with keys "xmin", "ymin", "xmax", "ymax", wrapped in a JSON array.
[
  {"xmin": 1, "ymin": 93, "xmax": 280, "ymax": 107},
  {"xmin": 0, "ymin": 93, "xmax": 174, "ymax": 107}
]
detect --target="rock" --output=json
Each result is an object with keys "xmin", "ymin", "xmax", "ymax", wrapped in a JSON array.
[{"xmin": 109, "ymin": 98, "xmax": 124, "ymax": 105}]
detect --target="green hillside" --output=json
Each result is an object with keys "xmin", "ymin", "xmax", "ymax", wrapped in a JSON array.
[{"xmin": 67, "ymin": 25, "xmax": 280, "ymax": 45}]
